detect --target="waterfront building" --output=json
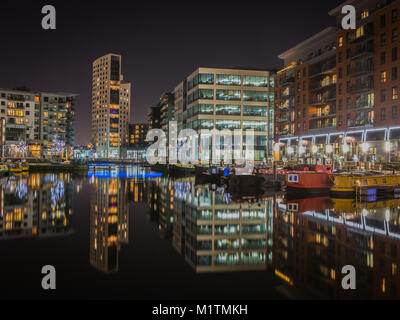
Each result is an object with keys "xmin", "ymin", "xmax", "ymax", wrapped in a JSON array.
[
  {"xmin": 127, "ymin": 123, "xmax": 149, "ymax": 161},
  {"xmin": 147, "ymin": 105, "xmax": 161, "ymax": 130},
  {"xmin": 0, "ymin": 88, "xmax": 76, "ymax": 158},
  {"xmin": 275, "ymin": 0, "xmax": 400, "ymax": 165},
  {"xmin": 92, "ymin": 54, "xmax": 131, "ymax": 159},
  {"xmin": 174, "ymin": 67, "xmax": 275, "ymax": 164}
]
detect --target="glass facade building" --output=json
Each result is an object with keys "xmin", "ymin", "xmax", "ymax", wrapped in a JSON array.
[{"xmin": 174, "ymin": 67, "xmax": 275, "ymax": 163}]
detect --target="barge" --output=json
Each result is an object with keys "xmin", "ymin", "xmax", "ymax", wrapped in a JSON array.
[{"xmin": 330, "ymin": 172, "xmax": 400, "ymax": 198}]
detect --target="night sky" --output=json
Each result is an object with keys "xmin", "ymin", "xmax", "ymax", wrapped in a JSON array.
[{"xmin": 1, "ymin": 0, "xmax": 344, "ymax": 145}]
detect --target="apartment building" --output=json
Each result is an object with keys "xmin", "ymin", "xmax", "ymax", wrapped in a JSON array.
[
  {"xmin": 127, "ymin": 123, "xmax": 148, "ymax": 160},
  {"xmin": 92, "ymin": 54, "xmax": 131, "ymax": 159},
  {"xmin": 275, "ymin": 0, "xmax": 400, "ymax": 164},
  {"xmin": 0, "ymin": 88, "xmax": 76, "ymax": 158},
  {"xmin": 174, "ymin": 67, "xmax": 275, "ymax": 163}
]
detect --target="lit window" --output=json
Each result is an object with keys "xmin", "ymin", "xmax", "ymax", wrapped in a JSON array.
[
  {"xmin": 338, "ymin": 36, "xmax": 343, "ymax": 47},
  {"xmin": 361, "ymin": 9, "xmax": 369, "ymax": 19},
  {"xmin": 381, "ymin": 71, "xmax": 387, "ymax": 83}
]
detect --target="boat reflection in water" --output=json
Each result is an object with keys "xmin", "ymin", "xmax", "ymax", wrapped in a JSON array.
[
  {"xmin": 277, "ymin": 196, "xmax": 400, "ymax": 299},
  {"xmin": 0, "ymin": 173, "xmax": 74, "ymax": 239},
  {"xmin": 148, "ymin": 177, "xmax": 275, "ymax": 273},
  {"xmin": 148, "ymin": 175, "xmax": 400, "ymax": 299}
]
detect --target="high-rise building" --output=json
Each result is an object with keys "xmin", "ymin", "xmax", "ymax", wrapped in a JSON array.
[
  {"xmin": 275, "ymin": 0, "xmax": 400, "ymax": 164},
  {"xmin": 0, "ymin": 88, "xmax": 76, "ymax": 158},
  {"xmin": 147, "ymin": 105, "xmax": 161, "ymax": 130},
  {"xmin": 174, "ymin": 67, "xmax": 275, "ymax": 163},
  {"xmin": 92, "ymin": 54, "xmax": 131, "ymax": 159}
]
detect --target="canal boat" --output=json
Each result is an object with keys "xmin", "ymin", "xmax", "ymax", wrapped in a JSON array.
[
  {"xmin": 330, "ymin": 172, "xmax": 400, "ymax": 198},
  {"xmin": 286, "ymin": 164, "xmax": 333, "ymax": 196},
  {"xmin": 169, "ymin": 163, "xmax": 196, "ymax": 176}
]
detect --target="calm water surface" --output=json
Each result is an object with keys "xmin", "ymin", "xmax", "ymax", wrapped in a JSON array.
[{"xmin": 0, "ymin": 165, "xmax": 399, "ymax": 300}]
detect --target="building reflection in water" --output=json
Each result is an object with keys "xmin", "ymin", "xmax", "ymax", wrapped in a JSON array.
[
  {"xmin": 275, "ymin": 196, "xmax": 400, "ymax": 299},
  {"xmin": 89, "ymin": 169, "xmax": 129, "ymax": 274},
  {"xmin": 148, "ymin": 177, "xmax": 274, "ymax": 273},
  {"xmin": 0, "ymin": 173, "xmax": 74, "ymax": 239}
]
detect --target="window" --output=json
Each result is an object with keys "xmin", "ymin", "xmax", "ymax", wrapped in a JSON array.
[
  {"xmin": 361, "ymin": 9, "xmax": 369, "ymax": 19},
  {"xmin": 338, "ymin": 36, "xmax": 343, "ymax": 47},
  {"xmin": 381, "ymin": 33, "xmax": 387, "ymax": 46},
  {"xmin": 393, "ymin": 86, "xmax": 398, "ymax": 100},
  {"xmin": 243, "ymin": 105, "xmax": 267, "ymax": 117},
  {"xmin": 381, "ymin": 89, "xmax": 386, "ymax": 102},
  {"xmin": 393, "ymin": 106, "xmax": 398, "ymax": 119},
  {"xmin": 381, "ymin": 108, "xmax": 386, "ymax": 121},
  {"xmin": 381, "ymin": 51, "xmax": 386, "ymax": 64},
  {"xmin": 216, "ymin": 89, "xmax": 240, "ymax": 101},
  {"xmin": 393, "ymin": 9, "xmax": 398, "ymax": 23},
  {"xmin": 338, "ymin": 52, "xmax": 343, "ymax": 63},
  {"xmin": 339, "ymin": 68, "xmax": 343, "ymax": 78},
  {"xmin": 216, "ymin": 74, "xmax": 241, "ymax": 86},
  {"xmin": 242, "ymin": 91, "xmax": 268, "ymax": 102},
  {"xmin": 381, "ymin": 14, "xmax": 386, "ymax": 28},
  {"xmin": 381, "ymin": 71, "xmax": 387, "ymax": 83},
  {"xmin": 215, "ymin": 120, "xmax": 241, "ymax": 130},
  {"xmin": 215, "ymin": 105, "xmax": 241, "ymax": 116},
  {"xmin": 393, "ymin": 47, "xmax": 398, "ymax": 61},
  {"xmin": 243, "ymin": 75, "xmax": 268, "ymax": 87},
  {"xmin": 393, "ymin": 28, "xmax": 398, "ymax": 42},
  {"xmin": 393, "ymin": 67, "xmax": 398, "ymax": 80},
  {"xmin": 242, "ymin": 121, "xmax": 267, "ymax": 132}
]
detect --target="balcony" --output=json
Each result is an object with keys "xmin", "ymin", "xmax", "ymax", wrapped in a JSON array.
[
  {"xmin": 348, "ymin": 63, "xmax": 374, "ymax": 77},
  {"xmin": 309, "ymin": 92, "xmax": 336, "ymax": 105},
  {"xmin": 348, "ymin": 81, "xmax": 374, "ymax": 94},
  {"xmin": 349, "ymin": 28, "xmax": 374, "ymax": 44},
  {"xmin": 347, "ymin": 99, "xmax": 374, "ymax": 110},
  {"xmin": 280, "ymin": 89, "xmax": 294, "ymax": 99},
  {"xmin": 349, "ymin": 45, "xmax": 374, "ymax": 60},
  {"xmin": 309, "ymin": 61, "xmax": 336, "ymax": 78},
  {"xmin": 310, "ymin": 112, "xmax": 336, "ymax": 120},
  {"xmin": 277, "ymin": 116, "xmax": 292, "ymax": 123},
  {"xmin": 347, "ymin": 119, "xmax": 374, "ymax": 128},
  {"xmin": 279, "ymin": 76, "xmax": 294, "ymax": 87},
  {"xmin": 277, "ymin": 129, "xmax": 294, "ymax": 137},
  {"xmin": 309, "ymin": 80, "xmax": 336, "ymax": 92}
]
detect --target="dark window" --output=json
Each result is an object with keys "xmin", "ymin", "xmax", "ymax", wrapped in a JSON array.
[
  {"xmin": 381, "ymin": 51, "xmax": 386, "ymax": 64},
  {"xmin": 338, "ymin": 52, "xmax": 343, "ymax": 63},
  {"xmin": 381, "ymin": 108, "xmax": 386, "ymax": 121},
  {"xmin": 393, "ymin": 106, "xmax": 398, "ymax": 119},
  {"xmin": 393, "ymin": 47, "xmax": 398, "ymax": 61},
  {"xmin": 381, "ymin": 89, "xmax": 386, "ymax": 102},
  {"xmin": 393, "ymin": 9, "xmax": 398, "ymax": 23},
  {"xmin": 381, "ymin": 14, "xmax": 386, "ymax": 28},
  {"xmin": 393, "ymin": 67, "xmax": 398, "ymax": 80},
  {"xmin": 339, "ymin": 68, "xmax": 343, "ymax": 79},
  {"xmin": 381, "ymin": 33, "xmax": 387, "ymax": 46},
  {"xmin": 392, "ymin": 28, "xmax": 398, "ymax": 42}
]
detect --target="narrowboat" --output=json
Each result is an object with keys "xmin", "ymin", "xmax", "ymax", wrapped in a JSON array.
[
  {"xmin": 330, "ymin": 172, "xmax": 400, "ymax": 198},
  {"xmin": 169, "ymin": 163, "xmax": 196, "ymax": 176},
  {"xmin": 286, "ymin": 164, "xmax": 333, "ymax": 196}
]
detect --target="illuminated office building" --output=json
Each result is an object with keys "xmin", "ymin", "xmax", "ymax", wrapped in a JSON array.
[
  {"xmin": 92, "ymin": 54, "xmax": 131, "ymax": 159},
  {"xmin": 174, "ymin": 67, "xmax": 275, "ymax": 163}
]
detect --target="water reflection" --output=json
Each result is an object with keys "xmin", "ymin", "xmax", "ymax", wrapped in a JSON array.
[
  {"xmin": 89, "ymin": 170, "xmax": 129, "ymax": 274},
  {"xmin": 1, "ymin": 166, "xmax": 400, "ymax": 299},
  {"xmin": 0, "ymin": 173, "xmax": 73, "ymax": 239}
]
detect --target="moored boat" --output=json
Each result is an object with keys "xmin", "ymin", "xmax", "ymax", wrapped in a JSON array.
[
  {"xmin": 286, "ymin": 164, "xmax": 333, "ymax": 196},
  {"xmin": 330, "ymin": 171, "xmax": 400, "ymax": 198}
]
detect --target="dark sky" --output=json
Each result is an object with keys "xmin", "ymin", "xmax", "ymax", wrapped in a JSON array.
[{"xmin": 0, "ymin": 0, "xmax": 344, "ymax": 145}]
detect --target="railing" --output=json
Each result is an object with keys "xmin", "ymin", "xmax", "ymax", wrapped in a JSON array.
[
  {"xmin": 279, "ymin": 76, "xmax": 294, "ymax": 87},
  {"xmin": 348, "ymin": 81, "xmax": 374, "ymax": 93},
  {"xmin": 347, "ymin": 119, "xmax": 374, "ymax": 127},
  {"xmin": 309, "ymin": 61, "xmax": 336, "ymax": 77},
  {"xmin": 309, "ymin": 92, "xmax": 336, "ymax": 105},
  {"xmin": 349, "ymin": 63, "xmax": 374, "ymax": 77},
  {"xmin": 349, "ymin": 45, "xmax": 374, "ymax": 60},
  {"xmin": 310, "ymin": 112, "xmax": 336, "ymax": 119},
  {"xmin": 309, "ymin": 80, "xmax": 336, "ymax": 91},
  {"xmin": 347, "ymin": 99, "xmax": 374, "ymax": 110}
]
